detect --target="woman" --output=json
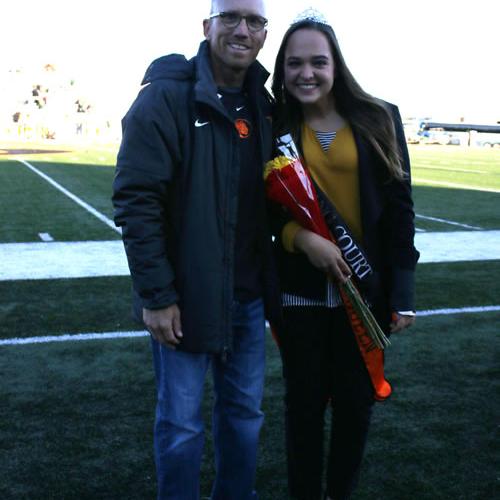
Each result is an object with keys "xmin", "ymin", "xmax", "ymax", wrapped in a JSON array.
[{"xmin": 270, "ymin": 10, "xmax": 419, "ymax": 500}]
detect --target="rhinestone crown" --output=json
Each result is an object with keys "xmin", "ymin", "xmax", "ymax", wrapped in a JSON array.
[{"xmin": 291, "ymin": 7, "xmax": 329, "ymax": 26}]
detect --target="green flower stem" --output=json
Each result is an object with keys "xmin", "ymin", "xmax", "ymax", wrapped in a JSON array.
[{"xmin": 341, "ymin": 279, "xmax": 391, "ymax": 349}]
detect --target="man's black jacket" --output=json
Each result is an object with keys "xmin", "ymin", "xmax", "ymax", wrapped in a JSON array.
[{"xmin": 112, "ymin": 41, "xmax": 280, "ymax": 353}]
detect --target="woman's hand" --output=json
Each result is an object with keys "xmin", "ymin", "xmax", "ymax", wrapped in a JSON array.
[
  {"xmin": 389, "ymin": 312, "xmax": 415, "ymax": 333},
  {"xmin": 294, "ymin": 229, "xmax": 351, "ymax": 284}
]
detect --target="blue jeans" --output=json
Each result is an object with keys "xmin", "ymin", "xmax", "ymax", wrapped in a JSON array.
[{"xmin": 151, "ymin": 298, "xmax": 266, "ymax": 500}]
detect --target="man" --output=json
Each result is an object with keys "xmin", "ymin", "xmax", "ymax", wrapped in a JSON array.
[{"xmin": 112, "ymin": 0, "xmax": 279, "ymax": 498}]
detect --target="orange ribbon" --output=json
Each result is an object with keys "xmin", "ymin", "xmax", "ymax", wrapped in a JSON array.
[{"xmin": 340, "ymin": 288, "xmax": 392, "ymax": 401}]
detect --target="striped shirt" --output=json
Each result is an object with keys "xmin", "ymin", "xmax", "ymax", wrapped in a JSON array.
[
  {"xmin": 315, "ymin": 130, "xmax": 337, "ymax": 151},
  {"xmin": 282, "ymin": 281, "xmax": 343, "ymax": 308}
]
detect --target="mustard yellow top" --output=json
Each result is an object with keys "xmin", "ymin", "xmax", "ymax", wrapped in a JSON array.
[{"xmin": 282, "ymin": 123, "xmax": 362, "ymax": 251}]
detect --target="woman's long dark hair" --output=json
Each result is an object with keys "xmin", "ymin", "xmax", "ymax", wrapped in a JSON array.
[{"xmin": 272, "ymin": 20, "xmax": 404, "ymax": 179}]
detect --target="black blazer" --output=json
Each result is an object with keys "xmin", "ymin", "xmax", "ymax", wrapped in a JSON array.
[{"xmin": 270, "ymin": 104, "xmax": 419, "ymax": 331}]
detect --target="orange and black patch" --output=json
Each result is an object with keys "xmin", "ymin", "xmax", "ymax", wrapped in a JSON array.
[{"xmin": 234, "ymin": 118, "xmax": 251, "ymax": 139}]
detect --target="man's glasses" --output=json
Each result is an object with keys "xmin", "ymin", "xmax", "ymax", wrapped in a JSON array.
[{"xmin": 209, "ymin": 11, "xmax": 268, "ymax": 33}]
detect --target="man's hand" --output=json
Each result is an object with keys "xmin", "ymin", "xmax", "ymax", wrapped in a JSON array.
[
  {"xmin": 143, "ymin": 304, "xmax": 183, "ymax": 348},
  {"xmin": 389, "ymin": 312, "xmax": 415, "ymax": 333},
  {"xmin": 294, "ymin": 229, "xmax": 351, "ymax": 284}
]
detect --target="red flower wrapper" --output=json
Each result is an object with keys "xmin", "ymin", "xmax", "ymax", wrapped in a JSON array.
[{"xmin": 265, "ymin": 134, "xmax": 391, "ymax": 401}]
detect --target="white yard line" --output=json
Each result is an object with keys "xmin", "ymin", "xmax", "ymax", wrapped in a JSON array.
[
  {"xmin": 418, "ymin": 305, "xmax": 500, "ymax": 316},
  {"xmin": 415, "ymin": 165, "xmax": 488, "ymax": 174},
  {"xmin": 2, "ymin": 304, "xmax": 499, "ymax": 346},
  {"xmin": 416, "ymin": 230, "xmax": 500, "ymax": 263},
  {"xmin": 0, "ymin": 331, "xmax": 149, "ymax": 346},
  {"xmin": 1, "ymin": 230, "xmax": 500, "ymax": 280},
  {"xmin": 415, "ymin": 214, "xmax": 482, "ymax": 230},
  {"xmin": 17, "ymin": 159, "xmax": 121, "ymax": 234},
  {"xmin": 0, "ymin": 240, "xmax": 129, "ymax": 280},
  {"xmin": 414, "ymin": 178, "xmax": 500, "ymax": 193}
]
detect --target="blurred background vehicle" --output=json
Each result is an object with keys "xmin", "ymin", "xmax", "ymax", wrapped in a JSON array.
[
  {"xmin": 475, "ymin": 133, "xmax": 500, "ymax": 147},
  {"xmin": 419, "ymin": 127, "xmax": 461, "ymax": 145}
]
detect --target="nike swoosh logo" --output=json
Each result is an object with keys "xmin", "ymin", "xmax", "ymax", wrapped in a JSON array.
[
  {"xmin": 195, "ymin": 119, "xmax": 209, "ymax": 127},
  {"xmin": 236, "ymin": 106, "xmax": 244, "ymax": 111}
]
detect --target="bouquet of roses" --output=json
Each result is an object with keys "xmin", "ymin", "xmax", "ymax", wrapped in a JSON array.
[{"xmin": 265, "ymin": 134, "xmax": 391, "ymax": 400}]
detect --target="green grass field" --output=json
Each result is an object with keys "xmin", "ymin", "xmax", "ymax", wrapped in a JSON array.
[{"xmin": 0, "ymin": 143, "xmax": 499, "ymax": 499}]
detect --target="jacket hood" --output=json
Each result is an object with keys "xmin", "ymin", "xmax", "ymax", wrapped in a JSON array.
[{"xmin": 141, "ymin": 54, "xmax": 194, "ymax": 85}]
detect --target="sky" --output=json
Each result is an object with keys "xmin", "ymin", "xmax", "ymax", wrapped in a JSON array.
[{"xmin": 1, "ymin": 0, "xmax": 499, "ymax": 123}]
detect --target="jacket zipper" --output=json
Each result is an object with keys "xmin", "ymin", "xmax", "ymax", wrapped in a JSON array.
[{"xmin": 221, "ymin": 125, "xmax": 238, "ymax": 361}]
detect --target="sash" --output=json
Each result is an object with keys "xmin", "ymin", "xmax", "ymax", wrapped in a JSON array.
[
  {"xmin": 311, "ymin": 178, "xmax": 380, "ymax": 303},
  {"xmin": 311, "ymin": 180, "xmax": 391, "ymax": 401}
]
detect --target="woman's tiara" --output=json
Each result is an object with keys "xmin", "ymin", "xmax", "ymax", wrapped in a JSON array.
[{"xmin": 291, "ymin": 7, "xmax": 330, "ymax": 26}]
